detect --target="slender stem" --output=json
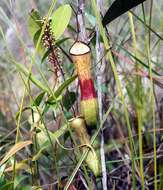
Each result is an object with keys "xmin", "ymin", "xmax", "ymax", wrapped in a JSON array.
[
  {"xmin": 128, "ymin": 12, "xmax": 144, "ymax": 189},
  {"xmin": 148, "ymin": 1, "xmax": 157, "ymax": 189},
  {"xmin": 12, "ymin": 86, "xmax": 26, "ymax": 186}
]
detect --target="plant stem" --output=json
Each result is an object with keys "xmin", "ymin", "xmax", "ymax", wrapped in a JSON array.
[{"xmin": 128, "ymin": 12, "xmax": 144, "ymax": 189}]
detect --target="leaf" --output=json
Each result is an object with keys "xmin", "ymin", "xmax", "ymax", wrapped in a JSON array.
[
  {"xmin": 0, "ymin": 177, "xmax": 6, "ymax": 187},
  {"xmin": 0, "ymin": 182, "xmax": 13, "ymax": 190},
  {"xmin": 62, "ymin": 91, "xmax": 76, "ymax": 110},
  {"xmin": 41, "ymin": 48, "xmax": 51, "ymax": 63},
  {"xmin": 28, "ymin": 9, "xmax": 42, "ymax": 39},
  {"xmin": 21, "ymin": 186, "xmax": 33, "ymax": 190},
  {"xmin": 33, "ymin": 29, "xmax": 45, "ymax": 55},
  {"xmin": 33, "ymin": 91, "xmax": 45, "ymax": 106},
  {"xmin": 5, "ymin": 160, "xmax": 29, "ymax": 173},
  {"xmin": 102, "ymin": 0, "xmax": 147, "ymax": 26},
  {"xmin": 56, "ymin": 37, "xmax": 70, "ymax": 46},
  {"xmin": 54, "ymin": 75, "xmax": 77, "ymax": 97},
  {"xmin": 28, "ymin": 10, "xmax": 45, "ymax": 55},
  {"xmin": 14, "ymin": 175, "xmax": 28, "ymax": 189},
  {"xmin": 51, "ymin": 4, "xmax": 72, "ymax": 40},
  {"xmin": 15, "ymin": 106, "xmax": 31, "ymax": 121},
  {"xmin": 64, "ymin": 111, "xmax": 73, "ymax": 120},
  {"xmin": 0, "ymin": 164, "xmax": 6, "ymax": 178},
  {"xmin": 47, "ymin": 75, "xmax": 77, "ymax": 103},
  {"xmin": 0, "ymin": 141, "xmax": 32, "ymax": 166}
]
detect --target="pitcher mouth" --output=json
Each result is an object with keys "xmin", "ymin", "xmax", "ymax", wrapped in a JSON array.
[
  {"xmin": 69, "ymin": 41, "xmax": 91, "ymax": 56},
  {"xmin": 68, "ymin": 115, "xmax": 84, "ymax": 123}
]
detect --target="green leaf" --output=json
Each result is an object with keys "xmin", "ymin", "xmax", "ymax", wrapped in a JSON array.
[
  {"xmin": 14, "ymin": 175, "xmax": 28, "ymax": 189},
  {"xmin": 28, "ymin": 9, "xmax": 42, "ymax": 39},
  {"xmin": 0, "ymin": 164, "xmax": 5, "ymax": 179},
  {"xmin": 41, "ymin": 48, "xmax": 51, "ymax": 63},
  {"xmin": 54, "ymin": 75, "xmax": 77, "ymax": 97},
  {"xmin": 47, "ymin": 75, "xmax": 77, "ymax": 103},
  {"xmin": 15, "ymin": 106, "xmax": 31, "ymax": 121},
  {"xmin": 51, "ymin": 4, "xmax": 72, "ymax": 40},
  {"xmin": 64, "ymin": 111, "xmax": 73, "ymax": 120},
  {"xmin": 21, "ymin": 186, "xmax": 32, "ymax": 190},
  {"xmin": 0, "ymin": 177, "xmax": 6, "ymax": 187},
  {"xmin": 33, "ymin": 29, "xmax": 45, "ymax": 55},
  {"xmin": 33, "ymin": 91, "xmax": 45, "ymax": 106},
  {"xmin": 56, "ymin": 37, "xmax": 70, "ymax": 46},
  {"xmin": 0, "ymin": 182, "xmax": 13, "ymax": 190},
  {"xmin": 62, "ymin": 91, "xmax": 76, "ymax": 110}
]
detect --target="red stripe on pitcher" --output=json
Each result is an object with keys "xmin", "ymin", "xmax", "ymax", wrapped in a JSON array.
[{"xmin": 79, "ymin": 79, "xmax": 97, "ymax": 100}]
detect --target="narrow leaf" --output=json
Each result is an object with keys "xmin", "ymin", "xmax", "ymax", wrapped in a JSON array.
[
  {"xmin": 54, "ymin": 75, "xmax": 77, "ymax": 97},
  {"xmin": 62, "ymin": 91, "xmax": 76, "ymax": 110},
  {"xmin": 0, "ymin": 141, "xmax": 32, "ymax": 166},
  {"xmin": 41, "ymin": 48, "xmax": 51, "ymax": 63},
  {"xmin": 56, "ymin": 37, "xmax": 70, "ymax": 46},
  {"xmin": 102, "ymin": 0, "xmax": 147, "ymax": 26},
  {"xmin": 47, "ymin": 75, "xmax": 77, "ymax": 103},
  {"xmin": 33, "ymin": 91, "xmax": 45, "ymax": 106}
]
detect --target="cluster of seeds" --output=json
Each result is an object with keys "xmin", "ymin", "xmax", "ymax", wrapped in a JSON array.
[{"xmin": 42, "ymin": 17, "xmax": 61, "ymax": 77}]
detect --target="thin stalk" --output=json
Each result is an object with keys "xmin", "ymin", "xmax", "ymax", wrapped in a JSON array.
[
  {"xmin": 31, "ymin": 109, "xmax": 40, "ymax": 186},
  {"xmin": 143, "ymin": 1, "xmax": 157, "ymax": 189},
  {"xmin": 147, "ymin": 1, "xmax": 157, "ymax": 189},
  {"xmin": 12, "ymin": 87, "xmax": 26, "ymax": 186},
  {"xmin": 128, "ymin": 12, "xmax": 144, "ymax": 189},
  {"xmin": 146, "ymin": 37, "xmax": 157, "ymax": 190}
]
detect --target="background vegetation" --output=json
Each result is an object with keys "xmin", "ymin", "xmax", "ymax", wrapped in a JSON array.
[{"xmin": 0, "ymin": 0, "xmax": 163, "ymax": 189}]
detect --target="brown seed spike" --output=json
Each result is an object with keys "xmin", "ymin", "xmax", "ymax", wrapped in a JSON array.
[{"xmin": 42, "ymin": 17, "xmax": 62, "ymax": 77}]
